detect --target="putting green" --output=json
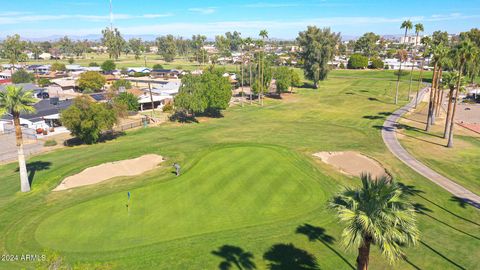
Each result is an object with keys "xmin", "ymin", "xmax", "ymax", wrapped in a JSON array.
[{"xmin": 35, "ymin": 146, "xmax": 327, "ymax": 252}]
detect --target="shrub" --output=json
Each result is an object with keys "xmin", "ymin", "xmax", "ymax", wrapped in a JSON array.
[
  {"xmin": 37, "ymin": 78, "xmax": 51, "ymax": 87},
  {"xmin": 339, "ymin": 63, "xmax": 345, "ymax": 69},
  {"xmin": 162, "ymin": 103, "xmax": 173, "ymax": 112},
  {"xmin": 347, "ymin": 54, "xmax": 368, "ymax": 69},
  {"xmin": 394, "ymin": 70, "xmax": 409, "ymax": 77},
  {"xmin": 101, "ymin": 60, "xmax": 116, "ymax": 73},
  {"xmin": 112, "ymin": 79, "xmax": 132, "ymax": 91},
  {"xmin": 369, "ymin": 58, "xmax": 384, "ymax": 69},
  {"xmin": 114, "ymin": 92, "xmax": 139, "ymax": 111},
  {"xmin": 51, "ymin": 62, "xmax": 66, "ymax": 71},
  {"xmin": 68, "ymin": 58, "xmax": 74, "ymax": 64},
  {"xmin": 44, "ymin": 139, "xmax": 57, "ymax": 147},
  {"xmin": 89, "ymin": 62, "xmax": 99, "ymax": 67},
  {"xmin": 152, "ymin": 64, "xmax": 164, "ymax": 70}
]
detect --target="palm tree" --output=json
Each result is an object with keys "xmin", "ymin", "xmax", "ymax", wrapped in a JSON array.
[
  {"xmin": 415, "ymin": 36, "xmax": 431, "ymax": 108},
  {"xmin": 244, "ymin": 37, "xmax": 254, "ymax": 104},
  {"xmin": 259, "ymin": 29, "xmax": 269, "ymax": 106},
  {"xmin": 394, "ymin": 49, "xmax": 407, "ymax": 104},
  {"xmin": 426, "ymin": 44, "xmax": 448, "ymax": 131},
  {"xmin": 441, "ymin": 72, "xmax": 464, "ymax": 139},
  {"xmin": 330, "ymin": 174, "xmax": 419, "ymax": 270},
  {"xmin": 0, "ymin": 85, "xmax": 36, "ymax": 192},
  {"xmin": 447, "ymin": 39, "xmax": 478, "ymax": 148},
  {"xmin": 407, "ymin": 23, "xmax": 424, "ymax": 101},
  {"xmin": 394, "ymin": 21, "xmax": 413, "ymax": 104}
]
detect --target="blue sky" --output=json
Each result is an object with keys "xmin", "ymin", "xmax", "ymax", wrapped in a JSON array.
[{"xmin": 1, "ymin": 0, "xmax": 480, "ymax": 39}]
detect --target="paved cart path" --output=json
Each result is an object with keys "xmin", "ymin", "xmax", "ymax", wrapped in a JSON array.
[{"xmin": 382, "ymin": 88, "xmax": 480, "ymax": 209}]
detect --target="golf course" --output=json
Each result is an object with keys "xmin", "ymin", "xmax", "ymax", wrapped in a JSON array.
[{"xmin": 0, "ymin": 70, "xmax": 479, "ymax": 269}]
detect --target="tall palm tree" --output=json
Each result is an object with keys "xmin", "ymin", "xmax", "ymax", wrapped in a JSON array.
[
  {"xmin": 244, "ymin": 37, "xmax": 254, "ymax": 104},
  {"xmin": 394, "ymin": 49, "xmax": 407, "ymax": 104},
  {"xmin": 426, "ymin": 44, "xmax": 448, "ymax": 131},
  {"xmin": 394, "ymin": 20, "xmax": 413, "ymax": 104},
  {"xmin": 441, "ymin": 72, "xmax": 464, "ymax": 139},
  {"xmin": 0, "ymin": 85, "xmax": 36, "ymax": 192},
  {"xmin": 407, "ymin": 23, "xmax": 424, "ymax": 101},
  {"xmin": 415, "ymin": 36, "xmax": 431, "ymax": 108},
  {"xmin": 447, "ymin": 39, "xmax": 478, "ymax": 148},
  {"xmin": 259, "ymin": 29, "xmax": 268, "ymax": 106},
  {"xmin": 330, "ymin": 174, "xmax": 418, "ymax": 270}
]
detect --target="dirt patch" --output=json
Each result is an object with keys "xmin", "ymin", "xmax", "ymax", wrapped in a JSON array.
[
  {"xmin": 53, "ymin": 154, "xmax": 164, "ymax": 191},
  {"xmin": 313, "ymin": 151, "xmax": 387, "ymax": 179}
]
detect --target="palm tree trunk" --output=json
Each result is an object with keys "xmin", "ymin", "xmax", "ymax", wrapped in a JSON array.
[
  {"xmin": 241, "ymin": 48, "xmax": 244, "ymax": 107},
  {"xmin": 426, "ymin": 63, "xmax": 438, "ymax": 131},
  {"xmin": 431, "ymin": 68, "xmax": 441, "ymax": 124},
  {"xmin": 407, "ymin": 34, "xmax": 419, "ymax": 101},
  {"xmin": 357, "ymin": 238, "xmax": 371, "ymax": 270},
  {"xmin": 249, "ymin": 60, "xmax": 253, "ymax": 105},
  {"xmin": 447, "ymin": 62, "xmax": 465, "ymax": 148},
  {"xmin": 433, "ymin": 69, "xmax": 443, "ymax": 121},
  {"xmin": 415, "ymin": 58, "xmax": 425, "ymax": 108},
  {"xmin": 13, "ymin": 114, "xmax": 30, "ymax": 192},
  {"xmin": 395, "ymin": 61, "xmax": 403, "ymax": 104},
  {"xmin": 443, "ymin": 89, "xmax": 454, "ymax": 138}
]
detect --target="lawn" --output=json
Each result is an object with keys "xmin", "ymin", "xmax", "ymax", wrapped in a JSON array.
[{"xmin": 0, "ymin": 71, "xmax": 478, "ymax": 269}]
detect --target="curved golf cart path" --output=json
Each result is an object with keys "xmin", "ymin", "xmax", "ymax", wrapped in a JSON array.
[{"xmin": 382, "ymin": 88, "xmax": 480, "ymax": 209}]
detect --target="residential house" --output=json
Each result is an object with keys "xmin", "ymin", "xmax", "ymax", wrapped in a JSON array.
[
  {"xmin": 0, "ymin": 98, "xmax": 73, "ymax": 130},
  {"xmin": 150, "ymin": 69, "xmax": 180, "ymax": 79}
]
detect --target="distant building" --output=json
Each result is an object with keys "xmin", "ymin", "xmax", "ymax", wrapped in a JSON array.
[{"xmin": 400, "ymin": 35, "xmax": 422, "ymax": 46}]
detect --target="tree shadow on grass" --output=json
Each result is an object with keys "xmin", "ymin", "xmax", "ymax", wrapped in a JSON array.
[
  {"xmin": 420, "ymin": 240, "xmax": 466, "ymax": 270},
  {"xmin": 413, "ymin": 203, "xmax": 480, "ymax": 240},
  {"xmin": 63, "ymin": 131, "xmax": 126, "ymax": 147},
  {"xmin": 16, "ymin": 161, "xmax": 51, "ymax": 186},
  {"xmin": 399, "ymin": 183, "xmax": 480, "ymax": 226},
  {"xmin": 450, "ymin": 196, "xmax": 480, "ymax": 210},
  {"xmin": 296, "ymin": 224, "xmax": 355, "ymax": 270},
  {"xmin": 211, "ymin": 245, "xmax": 256, "ymax": 270},
  {"xmin": 395, "ymin": 123, "xmax": 443, "ymax": 139},
  {"xmin": 263, "ymin": 243, "xmax": 319, "ymax": 270}
]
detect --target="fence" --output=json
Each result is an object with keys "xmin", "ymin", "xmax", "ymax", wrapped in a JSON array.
[{"xmin": 113, "ymin": 119, "xmax": 145, "ymax": 132}]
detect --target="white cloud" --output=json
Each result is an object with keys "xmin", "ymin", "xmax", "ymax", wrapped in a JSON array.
[
  {"xmin": 3, "ymin": 13, "xmax": 479, "ymax": 38},
  {"xmin": 188, "ymin": 7, "xmax": 216, "ymax": 15},
  {"xmin": 0, "ymin": 12, "xmax": 173, "ymax": 25}
]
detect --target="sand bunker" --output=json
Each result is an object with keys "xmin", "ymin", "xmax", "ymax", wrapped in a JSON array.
[
  {"xmin": 313, "ymin": 151, "xmax": 387, "ymax": 179},
  {"xmin": 54, "ymin": 154, "xmax": 164, "ymax": 191}
]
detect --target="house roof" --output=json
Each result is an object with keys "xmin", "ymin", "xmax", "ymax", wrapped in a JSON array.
[
  {"xmin": 126, "ymin": 88, "xmax": 144, "ymax": 97},
  {"xmin": 1, "ymin": 99, "xmax": 73, "ymax": 123},
  {"xmin": 0, "ymin": 83, "xmax": 44, "ymax": 93}
]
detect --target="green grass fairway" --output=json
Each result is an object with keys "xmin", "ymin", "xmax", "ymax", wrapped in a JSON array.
[
  {"xmin": 35, "ymin": 146, "xmax": 327, "ymax": 252},
  {"xmin": 0, "ymin": 70, "xmax": 478, "ymax": 269}
]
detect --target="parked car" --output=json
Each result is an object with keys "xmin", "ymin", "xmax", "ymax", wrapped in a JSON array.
[{"xmin": 37, "ymin": 92, "xmax": 50, "ymax": 99}]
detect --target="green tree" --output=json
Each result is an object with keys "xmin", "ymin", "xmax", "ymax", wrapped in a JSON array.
[
  {"xmin": 0, "ymin": 85, "xmax": 36, "ymax": 192},
  {"xmin": 152, "ymin": 64, "xmax": 164, "ymax": 70},
  {"xmin": 101, "ymin": 60, "xmax": 116, "ymax": 73},
  {"xmin": 2, "ymin": 34, "xmax": 26, "ymax": 67},
  {"xmin": 128, "ymin": 38, "xmax": 144, "ymax": 60},
  {"xmin": 61, "ymin": 96, "xmax": 117, "ymax": 144},
  {"xmin": 51, "ymin": 62, "xmax": 66, "ymax": 71},
  {"xmin": 37, "ymin": 78, "xmax": 51, "ymax": 87},
  {"xmin": 274, "ymin": 66, "xmax": 292, "ymax": 95},
  {"xmin": 354, "ymin": 32, "xmax": 380, "ymax": 57},
  {"xmin": 291, "ymin": 69, "xmax": 302, "ymax": 88},
  {"xmin": 101, "ymin": 28, "xmax": 125, "ymax": 60},
  {"xmin": 174, "ymin": 67, "xmax": 232, "ymax": 116},
  {"xmin": 369, "ymin": 58, "xmax": 384, "ymax": 69},
  {"xmin": 225, "ymin": 31, "xmax": 243, "ymax": 51},
  {"xmin": 191, "ymin": 34, "xmax": 207, "ymax": 64},
  {"xmin": 330, "ymin": 175, "xmax": 419, "ymax": 270},
  {"xmin": 111, "ymin": 79, "xmax": 132, "ymax": 91},
  {"xmin": 115, "ymin": 92, "xmax": 139, "ymax": 111},
  {"xmin": 400, "ymin": 20, "xmax": 413, "ymax": 48},
  {"xmin": 441, "ymin": 72, "xmax": 464, "ymax": 139},
  {"xmin": 58, "ymin": 36, "xmax": 74, "ymax": 56},
  {"xmin": 215, "ymin": 35, "xmax": 232, "ymax": 58},
  {"xmin": 11, "ymin": 69, "xmax": 34, "ymax": 84},
  {"xmin": 447, "ymin": 39, "xmax": 478, "ymax": 148},
  {"xmin": 78, "ymin": 71, "xmax": 106, "ymax": 92},
  {"xmin": 156, "ymin": 35, "xmax": 177, "ymax": 62},
  {"xmin": 297, "ymin": 26, "xmax": 340, "ymax": 88},
  {"xmin": 461, "ymin": 28, "xmax": 480, "ymax": 83},
  {"xmin": 348, "ymin": 54, "xmax": 369, "ymax": 69}
]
